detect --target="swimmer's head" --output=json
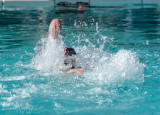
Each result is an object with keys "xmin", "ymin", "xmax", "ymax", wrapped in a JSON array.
[{"xmin": 65, "ymin": 47, "xmax": 76, "ymax": 56}]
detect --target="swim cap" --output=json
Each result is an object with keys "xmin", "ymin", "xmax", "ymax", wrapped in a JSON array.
[{"xmin": 65, "ymin": 47, "xmax": 76, "ymax": 56}]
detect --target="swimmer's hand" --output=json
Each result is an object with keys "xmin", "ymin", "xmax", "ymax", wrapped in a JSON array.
[
  {"xmin": 66, "ymin": 67, "xmax": 85, "ymax": 75},
  {"xmin": 49, "ymin": 19, "xmax": 61, "ymax": 39}
]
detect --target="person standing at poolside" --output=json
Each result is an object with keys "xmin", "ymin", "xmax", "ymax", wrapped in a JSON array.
[{"xmin": 48, "ymin": 19, "xmax": 85, "ymax": 74}]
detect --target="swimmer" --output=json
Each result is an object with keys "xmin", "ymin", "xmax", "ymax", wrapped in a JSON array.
[
  {"xmin": 49, "ymin": 19, "xmax": 85, "ymax": 74},
  {"xmin": 49, "ymin": 19, "xmax": 62, "ymax": 39},
  {"xmin": 64, "ymin": 47, "xmax": 85, "ymax": 74}
]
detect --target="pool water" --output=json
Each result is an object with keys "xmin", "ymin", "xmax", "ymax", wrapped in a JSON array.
[{"xmin": 0, "ymin": 1, "xmax": 160, "ymax": 115}]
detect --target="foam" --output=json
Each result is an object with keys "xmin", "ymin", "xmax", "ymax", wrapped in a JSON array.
[
  {"xmin": 30, "ymin": 33, "xmax": 144, "ymax": 86},
  {"xmin": 82, "ymin": 49, "xmax": 144, "ymax": 85},
  {"xmin": 0, "ymin": 76, "xmax": 26, "ymax": 81},
  {"xmin": 30, "ymin": 35, "xmax": 65, "ymax": 72}
]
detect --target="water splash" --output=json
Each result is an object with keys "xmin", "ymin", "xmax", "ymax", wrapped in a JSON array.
[
  {"xmin": 30, "ymin": 30, "xmax": 144, "ymax": 86},
  {"xmin": 75, "ymin": 45, "xmax": 144, "ymax": 86},
  {"xmin": 30, "ymin": 35, "xmax": 65, "ymax": 72},
  {"xmin": 11, "ymin": 25, "xmax": 145, "ymax": 114}
]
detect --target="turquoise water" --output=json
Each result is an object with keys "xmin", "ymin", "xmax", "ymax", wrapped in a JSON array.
[{"xmin": 0, "ymin": 1, "xmax": 160, "ymax": 115}]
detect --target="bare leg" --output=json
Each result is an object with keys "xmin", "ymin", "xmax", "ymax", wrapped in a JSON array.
[{"xmin": 49, "ymin": 19, "xmax": 61, "ymax": 39}]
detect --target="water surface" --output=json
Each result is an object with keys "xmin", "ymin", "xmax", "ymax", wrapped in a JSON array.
[{"xmin": 0, "ymin": 1, "xmax": 160, "ymax": 114}]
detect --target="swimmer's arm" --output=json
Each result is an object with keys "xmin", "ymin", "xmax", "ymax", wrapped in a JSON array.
[
  {"xmin": 49, "ymin": 19, "xmax": 61, "ymax": 39},
  {"xmin": 66, "ymin": 67, "xmax": 85, "ymax": 75}
]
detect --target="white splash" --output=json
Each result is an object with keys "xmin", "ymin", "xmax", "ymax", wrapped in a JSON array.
[
  {"xmin": 30, "ymin": 35, "xmax": 65, "ymax": 72},
  {"xmin": 0, "ymin": 76, "xmax": 26, "ymax": 81},
  {"xmin": 81, "ymin": 48, "xmax": 144, "ymax": 85},
  {"xmin": 30, "ymin": 33, "xmax": 144, "ymax": 85}
]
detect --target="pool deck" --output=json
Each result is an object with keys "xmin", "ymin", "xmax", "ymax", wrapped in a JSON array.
[
  {"xmin": 1, "ymin": 0, "xmax": 160, "ymax": 9},
  {"xmin": 3, "ymin": 0, "xmax": 50, "ymax": 2}
]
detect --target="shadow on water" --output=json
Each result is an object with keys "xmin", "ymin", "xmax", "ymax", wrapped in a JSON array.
[
  {"xmin": 0, "ymin": 3, "xmax": 160, "ymax": 52},
  {"xmin": 0, "ymin": 9, "xmax": 52, "ymax": 52}
]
